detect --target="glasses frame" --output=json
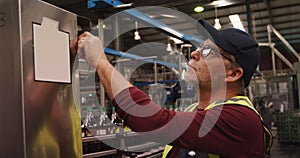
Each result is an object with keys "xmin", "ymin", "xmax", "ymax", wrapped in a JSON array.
[{"xmin": 196, "ymin": 44, "xmax": 235, "ymax": 63}]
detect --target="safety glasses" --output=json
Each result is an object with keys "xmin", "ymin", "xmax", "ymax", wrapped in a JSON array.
[{"xmin": 196, "ymin": 44, "xmax": 234, "ymax": 63}]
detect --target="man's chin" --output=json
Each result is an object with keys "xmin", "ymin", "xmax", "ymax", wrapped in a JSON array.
[{"xmin": 184, "ymin": 77, "xmax": 199, "ymax": 86}]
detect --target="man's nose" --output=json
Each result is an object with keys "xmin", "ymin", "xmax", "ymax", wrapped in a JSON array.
[{"xmin": 190, "ymin": 50, "xmax": 201, "ymax": 61}]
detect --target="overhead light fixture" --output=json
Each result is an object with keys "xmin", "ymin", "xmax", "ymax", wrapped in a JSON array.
[
  {"xmin": 134, "ymin": 31, "xmax": 141, "ymax": 40},
  {"xmin": 229, "ymin": 14, "xmax": 245, "ymax": 31},
  {"xmin": 210, "ymin": 0, "xmax": 236, "ymax": 7},
  {"xmin": 213, "ymin": 7, "xmax": 221, "ymax": 30},
  {"xmin": 166, "ymin": 43, "xmax": 172, "ymax": 52},
  {"xmin": 214, "ymin": 19, "xmax": 222, "ymax": 30},
  {"xmin": 194, "ymin": 6, "xmax": 204, "ymax": 13},
  {"xmin": 114, "ymin": 3, "xmax": 133, "ymax": 8},
  {"xmin": 134, "ymin": 21, "xmax": 141, "ymax": 40},
  {"xmin": 166, "ymin": 37, "xmax": 172, "ymax": 52}
]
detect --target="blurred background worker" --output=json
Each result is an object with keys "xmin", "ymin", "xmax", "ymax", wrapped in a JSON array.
[{"xmin": 77, "ymin": 19, "xmax": 272, "ymax": 157}]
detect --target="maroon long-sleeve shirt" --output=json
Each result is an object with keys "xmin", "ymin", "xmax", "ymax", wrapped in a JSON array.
[{"xmin": 112, "ymin": 87, "xmax": 264, "ymax": 157}]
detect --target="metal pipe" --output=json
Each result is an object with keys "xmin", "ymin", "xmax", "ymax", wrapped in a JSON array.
[
  {"xmin": 114, "ymin": 16, "xmax": 120, "ymax": 51},
  {"xmin": 246, "ymin": 0, "xmax": 253, "ymax": 36},
  {"xmin": 178, "ymin": 50, "xmax": 182, "ymax": 79},
  {"xmin": 258, "ymin": 43, "xmax": 274, "ymax": 47},
  {"xmin": 271, "ymin": 45, "xmax": 295, "ymax": 71},
  {"xmin": 113, "ymin": 56, "xmax": 158, "ymax": 63},
  {"xmin": 112, "ymin": 56, "xmax": 159, "ymax": 84},
  {"xmin": 268, "ymin": 24, "xmax": 300, "ymax": 61},
  {"xmin": 126, "ymin": 142, "xmax": 161, "ymax": 151},
  {"xmin": 154, "ymin": 58, "xmax": 158, "ymax": 84},
  {"xmin": 267, "ymin": 25, "xmax": 276, "ymax": 75},
  {"xmin": 83, "ymin": 149, "xmax": 117, "ymax": 158},
  {"xmin": 271, "ymin": 48, "xmax": 276, "ymax": 75},
  {"xmin": 105, "ymin": 48, "xmax": 178, "ymax": 68},
  {"xmin": 98, "ymin": 18, "xmax": 105, "ymax": 108},
  {"xmin": 112, "ymin": 56, "xmax": 159, "ymax": 83},
  {"xmin": 81, "ymin": 134, "xmax": 117, "ymax": 143}
]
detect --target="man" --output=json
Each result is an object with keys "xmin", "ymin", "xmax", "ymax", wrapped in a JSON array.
[{"xmin": 77, "ymin": 19, "xmax": 272, "ymax": 157}]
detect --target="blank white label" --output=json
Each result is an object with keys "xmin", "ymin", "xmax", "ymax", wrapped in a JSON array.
[{"xmin": 33, "ymin": 17, "xmax": 71, "ymax": 83}]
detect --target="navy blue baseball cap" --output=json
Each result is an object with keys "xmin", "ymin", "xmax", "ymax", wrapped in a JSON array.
[{"xmin": 197, "ymin": 19, "xmax": 260, "ymax": 87}]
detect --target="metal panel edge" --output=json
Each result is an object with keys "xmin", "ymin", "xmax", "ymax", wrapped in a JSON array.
[{"xmin": 0, "ymin": 0, "xmax": 25, "ymax": 157}]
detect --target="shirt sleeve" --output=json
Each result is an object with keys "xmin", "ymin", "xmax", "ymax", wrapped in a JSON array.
[
  {"xmin": 112, "ymin": 86, "xmax": 264, "ymax": 157},
  {"xmin": 112, "ymin": 86, "xmax": 177, "ymax": 132}
]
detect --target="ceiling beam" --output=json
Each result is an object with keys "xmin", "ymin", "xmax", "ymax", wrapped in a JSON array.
[{"xmin": 263, "ymin": 0, "xmax": 274, "ymax": 25}]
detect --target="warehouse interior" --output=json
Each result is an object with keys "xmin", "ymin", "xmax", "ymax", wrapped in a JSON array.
[{"xmin": 1, "ymin": 0, "xmax": 300, "ymax": 158}]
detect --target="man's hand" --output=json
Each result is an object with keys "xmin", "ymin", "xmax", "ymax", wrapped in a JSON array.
[
  {"xmin": 77, "ymin": 32, "xmax": 105, "ymax": 68},
  {"xmin": 77, "ymin": 32, "xmax": 132, "ymax": 100}
]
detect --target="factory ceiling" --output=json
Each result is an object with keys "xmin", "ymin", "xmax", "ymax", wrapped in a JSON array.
[{"xmin": 43, "ymin": 0, "xmax": 300, "ymax": 71}]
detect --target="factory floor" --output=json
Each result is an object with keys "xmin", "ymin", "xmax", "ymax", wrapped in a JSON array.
[{"xmin": 269, "ymin": 132, "xmax": 300, "ymax": 158}]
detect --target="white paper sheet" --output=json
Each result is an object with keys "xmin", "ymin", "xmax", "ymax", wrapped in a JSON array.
[{"xmin": 33, "ymin": 17, "xmax": 71, "ymax": 83}]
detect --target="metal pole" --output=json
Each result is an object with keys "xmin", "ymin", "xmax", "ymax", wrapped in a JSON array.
[
  {"xmin": 154, "ymin": 59, "xmax": 158, "ymax": 84},
  {"xmin": 267, "ymin": 25, "xmax": 276, "ymax": 75},
  {"xmin": 0, "ymin": 0, "xmax": 24, "ymax": 157},
  {"xmin": 113, "ymin": 56, "xmax": 158, "ymax": 63},
  {"xmin": 179, "ymin": 48, "xmax": 183, "ymax": 79},
  {"xmin": 269, "ymin": 24, "xmax": 300, "ymax": 61},
  {"xmin": 246, "ymin": 0, "xmax": 253, "ymax": 36},
  {"xmin": 98, "ymin": 18, "xmax": 105, "ymax": 108},
  {"xmin": 114, "ymin": 16, "xmax": 121, "ymax": 51},
  {"xmin": 271, "ymin": 46, "xmax": 294, "ymax": 71},
  {"xmin": 271, "ymin": 49, "xmax": 276, "ymax": 75}
]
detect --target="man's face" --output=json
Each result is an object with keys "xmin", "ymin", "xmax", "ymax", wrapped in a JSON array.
[{"xmin": 184, "ymin": 39, "xmax": 226, "ymax": 89}]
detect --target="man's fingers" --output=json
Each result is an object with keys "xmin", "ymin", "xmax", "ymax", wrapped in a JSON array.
[
  {"xmin": 78, "ymin": 31, "xmax": 92, "ymax": 39},
  {"xmin": 77, "ymin": 36, "xmax": 87, "ymax": 50},
  {"xmin": 77, "ymin": 32, "xmax": 94, "ymax": 59},
  {"xmin": 77, "ymin": 36, "xmax": 88, "ymax": 58}
]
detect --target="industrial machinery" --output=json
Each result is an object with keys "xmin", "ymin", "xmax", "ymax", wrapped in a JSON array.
[{"xmin": 1, "ymin": 0, "xmax": 81, "ymax": 157}]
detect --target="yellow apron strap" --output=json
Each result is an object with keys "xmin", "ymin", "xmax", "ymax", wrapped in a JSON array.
[
  {"xmin": 185, "ymin": 102, "xmax": 199, "ymax": 112},
  {"xmin": 263, "ymin": 122, "xmax": 273, "ymax": 155},
  {"xmin": 162, "ymin": 145, "xmax": 173, "ymax": 158},
  {"xmin": 205, "ymin": 96, "xmax": 263, "ymax": 120},
  {"xmin": 206, "ymin": 96, "xmax": 273, "ymax": 156},
  {"xmin": 206, "ymin": 96, "xmax": 254, "ymax": 111},
  {"xmin": 162, "ymin": 103, "xmax": 198, "ymax": 158}
]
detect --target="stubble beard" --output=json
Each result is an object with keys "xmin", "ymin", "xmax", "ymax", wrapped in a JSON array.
[{"xmin": 184, "ymin": 67, "xmax": 200, "ymax": 88}]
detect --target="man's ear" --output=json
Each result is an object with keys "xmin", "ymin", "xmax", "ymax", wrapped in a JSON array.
[{"xmin": 225, "ymin": 67, "xmax": 243, "ymax": 82}]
